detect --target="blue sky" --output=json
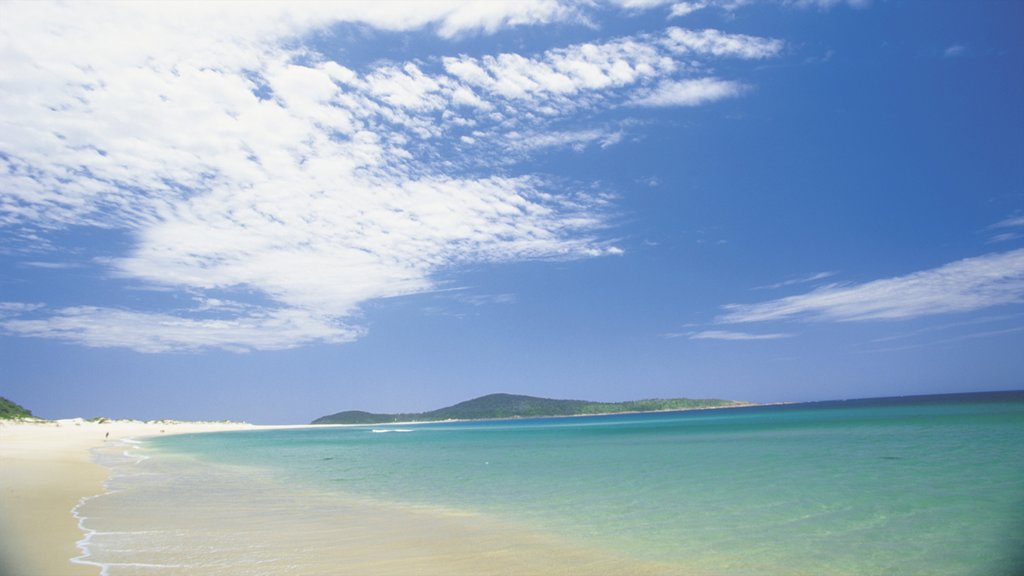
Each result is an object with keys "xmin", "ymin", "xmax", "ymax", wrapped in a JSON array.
[{"xmin": 2, "ymin": 0, "xmax": 1022, "ymax": 423}]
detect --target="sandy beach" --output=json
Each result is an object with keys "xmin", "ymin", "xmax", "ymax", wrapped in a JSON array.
[
  {"xmin": 1, "ymin": 418, "xmax": 685, "ymax": 576},
  {"xmin": 0, "ymin": 419, "xmax": 257, "ymax": 576}
]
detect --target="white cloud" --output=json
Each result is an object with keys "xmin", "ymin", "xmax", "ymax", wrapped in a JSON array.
[
  {"xmin": 429, "ymin": 0, "xmax": 580, "ymax": 38},
  {"xmin": 669, "ymin": 2, "xmax": 709, "ymax": 18},
  {"xmin": 108, "ymin": 175, "xmax": 616, "ymax": 320},
  {"xmin": 687, "ymin": 330, "xmax": 793, "ymax": 340},
  {"xmin": 663, "ymin": 28, "xmax": 783, "ymax": 59},
  {"xmin": 504, "ymin": 128, "xmax": 625, "ymax": 153},
  {"xmin": 0, "ymin": 302, "xmax": 45, "ymax": 319},
  {"xmin": 607, "ymin": 0, "xmax": 676, "ymax": 9},
  {"xmin": 785, "ymin": 0, "xmax": 871, "ymax": 9},
  {"xmin": 1, "ymin": 306, "xmax": 361, "ymax": 353},
  {"xmin": 441, "ymin": 36, "xmax": 676, "ymax": 106},
  {"xmin": 719, "ymin": 249, "xmax": 1024, "ymax": 324},
  {"xmin": 441, "ymin": 28, "xmax": 780, "ymax": 112},
  {"xmin": 0, "ymin": 2, "xmax": 782, "ymax": 352},
  {"xmin": 632, "ymin": 77, "xmax": 746, "ymax": 107}
]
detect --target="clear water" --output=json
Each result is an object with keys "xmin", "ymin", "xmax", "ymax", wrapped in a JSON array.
[{"xmin": 78, "ymin": 392, "xmax": 1024, "ymax": 575}]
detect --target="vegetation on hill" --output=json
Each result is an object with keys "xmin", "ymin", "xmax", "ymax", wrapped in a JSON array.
[
  {"xmin": 0, "ymin": 396, "xmax": 34, "ymax": 420},
  {"xmin": 312, "ymin": 393, "xmax": 751, "ymax": 425}
]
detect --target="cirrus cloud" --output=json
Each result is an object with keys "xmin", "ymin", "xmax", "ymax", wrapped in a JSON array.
[
  {"xmin": 719, "ymin": 249, "xmax": 1024, "ymax": 324},
  {"xmin": 686, "ymin": 330, "xmax": 793, "ymax": 340},
  {"xmin": 0, "ymin": 2, "xmax": 784, "ymax": 352},
  {"xmin": 2, "ymin": 306, "xmax": 362, "ymax": 353}
]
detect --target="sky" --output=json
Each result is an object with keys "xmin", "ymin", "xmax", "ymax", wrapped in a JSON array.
[{"xmin": 1, "ymin": 0, "xmax": 1022, "ymax": 424}]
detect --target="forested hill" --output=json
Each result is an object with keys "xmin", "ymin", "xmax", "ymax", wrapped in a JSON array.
[
  {"xmin": 0, "ymin": 396, "xmax": 33, "ymax": 419},
  {"xmin": 311, "ymin": 393, "xmax": 751, "ymax": 424}
]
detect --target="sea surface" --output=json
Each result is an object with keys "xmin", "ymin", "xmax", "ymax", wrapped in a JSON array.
[{"xmin": 76, "ymin": 391, "xmax": 1024, "ymax": 575}]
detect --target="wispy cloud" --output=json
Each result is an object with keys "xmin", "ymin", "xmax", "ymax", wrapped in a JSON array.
[
  {"xmin": 2, "ymin": 306, "xmax": 361, "ymax": 353},
  {"xmin": 861, "ymin": 323, "xmax": 1024, "ymax": 354},
  {"xmin": 943, "ymin": 44, "xmax": 967, "ymax": 58},
  {"xmin": 991, "ymin": 215, "xmax": 1024, "ymax": 229},
  {"xmin": 21, "ymin": 261, "xmax": 83, "ymax": 270},
  {"xmin": 0, "ymin": 3, "xmax": 783, "ymax": 352},
  {"xmin": 753, "ymin": 271, "xmax": 835, "ymax": 290},
  {"xmin": 869, "ymin": 312, "xmax": 1024, "ymax": 344},
  {"xmin": 719, "ymin": 249, "xmax": 1024, "ymax": 324},
  {"xmin": 686, "ymin": 330, "xmax": 793, "ymax": 340},
  {"xmin": 503, "ymin": 128, "xmax": 625, "ymax": 153},
  {"xmin": 785, "ymin": 0, "xmax": 872, "ymax": 9},
  {"xmin": 0, "ymin": 302, "xmax": 45, "ymax": 319},
  {"xmin": 988, "ymin": 232, "xmax": 1023, "ymax": 244},
  {"xmin": 984, "ymin": 215, "xmax": 1024, "ymax": 244},
  {"xmin": 651, "ymin": 0, "xmax": 872, "ymax": 18},
  {"xmin": 449, "ymin": 292, "xmax": 519, "ymax": 307}
]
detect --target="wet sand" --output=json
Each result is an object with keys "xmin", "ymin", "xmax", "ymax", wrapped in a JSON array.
[{"xmin": 0, "ymin": 419, "xmax": 256, "ymax": 576}]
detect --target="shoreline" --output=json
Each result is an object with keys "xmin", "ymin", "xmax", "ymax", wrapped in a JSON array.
[
  {"xmin": 58, "ymin": 426, "xmax": 688, "ymax": 576},
  {"xmin": 0, "ymin": 405, "xmax": 775, "ymax": 575},
  {"xmin": 3, "ymin": 394, "xmax": 1018, "ymax": 575},
  {"xmin": 0, "ymin": 418, "xmax": 274, "ymax": 576}
]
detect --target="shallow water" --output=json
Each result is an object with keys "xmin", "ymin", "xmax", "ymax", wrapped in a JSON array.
[{"xmin": 78, "ymin": 392, "xmax": 1024, "ymax": 575}]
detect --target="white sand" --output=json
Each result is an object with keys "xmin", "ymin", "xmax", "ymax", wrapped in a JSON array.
[{"xmin": 0, "ymin": 419, "xmax": 258, "ymax": 576}]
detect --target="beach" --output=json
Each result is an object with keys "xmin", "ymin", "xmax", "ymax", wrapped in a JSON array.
[
  {"xmin": 1, "ymin": 420, "xmax": 653, "ymax": 576},
  {"xmin": 0, "ymin": 419, "xmax": 256, "ymax": 576},
  {"xmin": 0, "ymin": 418, "xmax": 697, "ymax": 576},
  {"xmin": 2, "ymin": 394, "xmax": 1021, "ymax": 575}
]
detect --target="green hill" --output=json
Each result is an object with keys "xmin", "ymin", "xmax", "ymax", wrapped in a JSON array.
[
  {"xmin": 0, "ymin": 396, "xmax": 34, "ymax": 420},
  {"xmin": 312, "ymin": 393, "xmax": 751, "ymax": 424}
]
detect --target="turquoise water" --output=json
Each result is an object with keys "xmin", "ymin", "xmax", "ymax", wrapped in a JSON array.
[{"xmin": 84, "ymin": 392, "xmax": 1024, "ymax": 575}]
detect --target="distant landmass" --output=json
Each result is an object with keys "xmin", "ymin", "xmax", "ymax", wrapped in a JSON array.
[
  {"xmin": 0, "ymin": 396, "xmax": 33, "ymax": 420},
  {"xmin": 311, "ymin": 393, "xmax": 752, "ymax": 425}
]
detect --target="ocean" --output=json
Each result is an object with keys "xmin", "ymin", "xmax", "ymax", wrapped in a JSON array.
[{"xmin": 75, "ymin": 391, "xmax": 1024, "ymax": 575}]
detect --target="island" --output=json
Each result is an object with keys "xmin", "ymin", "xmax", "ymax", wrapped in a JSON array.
[{"xmin": 311, "ymin": 393, "xmax": 752, "ymax": 424}]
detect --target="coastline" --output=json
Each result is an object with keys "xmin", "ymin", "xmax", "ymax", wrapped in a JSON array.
[
  {"xmin": 58, "ymin": 426, "xmax": 688, "ymax": 576},
  {"xmin": 315, "ymin": 400, "xmax": 767, "ymax": 427},
  {"xmin": 0, "ymin": 403, "xmax": 781, "ymax": 575},
  {"xmin": 1, "ymin": 413, "xmax": 678, "ymax": 576},
  {"xmin": 2, "ymin": 393, "xmax": 1018, "ymax": 575},
  {"xmin": 0, "ymin": 419, "xmax": 262, "ymax": 576}
]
